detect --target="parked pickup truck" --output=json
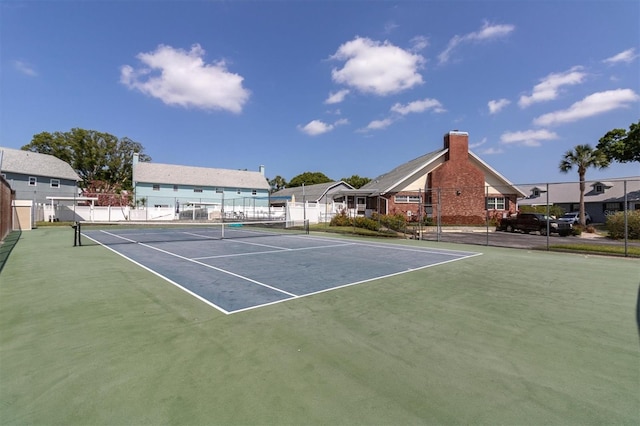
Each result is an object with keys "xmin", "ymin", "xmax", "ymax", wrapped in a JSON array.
[{"xmin": 497, "ymin": 213, "xmax": 572, "ymax": 236}]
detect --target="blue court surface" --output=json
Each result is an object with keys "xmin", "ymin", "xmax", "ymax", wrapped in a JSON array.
[{"xmin": 82, "ymin": 227, "xmax": 481, "ymax": 314}]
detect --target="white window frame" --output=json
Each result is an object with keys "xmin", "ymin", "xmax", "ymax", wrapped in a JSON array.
[
  {"xmin": 193, "ymin": 187, "xmax": 203, "ymax": 193},
  {"xmin": 394, "ymin": 195, "xmax": 421, "ymax": 203},
  {"xmin": 29, "ymin": 176, "xmax": 37, "ymax": 186},
  {"xmin": 152, "ymin": 184, "xmax": 160, "ymax": 191},
  {"xmin": 486, "ymin": 196, "xmax": 506, "ymax": 210},
  {"xmin": 50, "ymin": 179, "xmax": 60, "ymax": 188}
]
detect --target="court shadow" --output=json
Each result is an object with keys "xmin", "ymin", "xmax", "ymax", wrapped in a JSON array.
[{"xmin": 0, "ymin": 230, "xmax": 21, "ymax": 275}]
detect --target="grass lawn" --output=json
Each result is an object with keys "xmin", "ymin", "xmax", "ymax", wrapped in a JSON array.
[{"xmin": 1, "ymin": 227, "xmax": 638, "ymax": 425}]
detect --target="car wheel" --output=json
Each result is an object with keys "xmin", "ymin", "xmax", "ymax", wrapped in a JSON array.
[{"xmin": 539, "ymin": 228, "xmax": 548, "ymax": 236}]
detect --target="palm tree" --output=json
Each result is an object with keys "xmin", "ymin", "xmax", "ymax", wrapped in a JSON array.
[{"xmin": 559, "ymin": 144, "xmax": 609, "ymax": 226}]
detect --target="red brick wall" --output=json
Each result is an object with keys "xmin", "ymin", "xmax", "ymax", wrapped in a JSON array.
[
  {"xmin": 430, "ymin": 132, "xmax": 486, "ymax": 225},
  {"xmin": 384, "ymin": 191, "xmax": 423, "ymax": 221}
]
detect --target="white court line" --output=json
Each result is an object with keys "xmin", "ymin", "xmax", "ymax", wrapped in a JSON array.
[
  {"xmin": 94, "ymin": 230, "xmax": 298, "ymax": 298},
  {"xmin": 229, "ymin": 252, "xmax": 483, "ymax": 315},
  {"xmin": 82, "ymin": 233, "xmax": 231, "ymax": 315},
  {"xmin": 193, "ymin": 242, "xmax": 356, "ymax": 260},
  {"xmin": 293, "ymin": 233, "xmax": 478, "ymax": 257},
  {"xmin": 88, "ymin": 230, "xmax": 482, "ymax": 315},
  {"xmin": 217, "ymin": 237, "xmax": 298, "ymax": 251}
]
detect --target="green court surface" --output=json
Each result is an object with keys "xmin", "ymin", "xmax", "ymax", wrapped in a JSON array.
[{"xmin": 1, "ymin": 227, "xmax": 638, "ymax": 425}]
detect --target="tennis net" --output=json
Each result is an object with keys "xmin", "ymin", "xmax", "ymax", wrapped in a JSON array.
[{"xmin": 73, "ymin": 219, "xmax": 309, "ymax": 246}]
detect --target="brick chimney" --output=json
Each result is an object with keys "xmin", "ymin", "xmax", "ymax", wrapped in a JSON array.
[
  {"xmin": 430, "ymin": 130, "xmax": 486, "ymax": 225},
  {"xmin": 444, "ymin": 130, "xmax": 469, "ymax": 162}
]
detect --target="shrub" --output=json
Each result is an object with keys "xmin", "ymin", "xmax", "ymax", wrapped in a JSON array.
[
  {"xmin": 377, "ymin": 213, "xmax": 407, "ymax": 232},
  {"xmin": 330, "ymin": 209, "xmax": 351, "ymax": 227},
  {"xmin": 353, "ymin": 216, "xmax": 380, "ymax": 232},
  {"xmin": 605, "ymin": 211, "xmax": 640, "ymax": 239}
]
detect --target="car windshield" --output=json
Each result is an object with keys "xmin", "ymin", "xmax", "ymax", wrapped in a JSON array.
[{"xmin": 561, "ymin": 214, "xmax": 576, "ymax": 218}]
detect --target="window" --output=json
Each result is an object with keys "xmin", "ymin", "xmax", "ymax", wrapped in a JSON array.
[
  {"xmin": 29, "ymin": 176, "xmax": 37, "ymax": 186},
  {"xmin": 394, "ymin": 195, "xmax": 421, "ymax": 203},
  {"xmin": 50, "ymin": 179, "xmax": 60, "ymax": 188},
  {"xmin": 486, "ymin": 197, "xmax": 506, "ymax": 210},
  {"xmin": 152, "ymin": 184, "xmax": 160, "ymax": 191},
  {"xmin": 252, "ymin": 189, "xmax": 257, "ymax": 195},
  {"xmin": 532, "ymin": 189, "xmax": 540, "ymax": 197},
  {"xmin": 604, "ymin": 202, "xmax": 621, "ymax": 211},
  {"xmin": 194, "ymin": 187, "xmax": 203, "ymax": 193},
  {"xmin": 216, "ymin": 188, "xmax": 223, "ymax": 194},
  {"xmin": 237, "ymin": 189, "xmax": 241, "ymax": 195},
  {"xmin": 594, "ymin": 184, "xmax": 604, "ymax": 193},
  {"xmin": 173, "ymin": 185, "xmax": 178, "ymax": 192}
]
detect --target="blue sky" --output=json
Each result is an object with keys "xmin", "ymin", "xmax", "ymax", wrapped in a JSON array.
[{"xmin": 2, "ymin": 0, "xmax": 639, "ymax": 186}]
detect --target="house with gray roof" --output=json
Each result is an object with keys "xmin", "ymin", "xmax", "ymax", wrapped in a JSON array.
[
  {"xmin": 336, "ymin": 131, "xmax": 525, "ymax": 225},
  {"xmin": 517, "ymin": 178, "xmax": 640, "ymax": 223},
  {"xmin": 132, "ymin": 154, "xmax": 271, "ymax": 220},
  {"xmin": 0, "ymin": 147, "xmax": 80, "ymax": 204},
  {"xmin": 270, "ymin": 181, "xmax": 355, "ymax": 206}
]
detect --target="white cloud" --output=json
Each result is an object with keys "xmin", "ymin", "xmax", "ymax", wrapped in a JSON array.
[
  {"xmin": 410, "ymin": 36, "xmax": 429, "ymax": 52},
  {"xmin": 120, "ymin": 44, "xmax": 250, "ymax": 113},
  {"xmin": 384, "ymin": 21, "xmax": 399, "ymax": 34},
  {"xmin": 518, "ymin": 66, "xmax": 586, "ymax": 108},
  {"xmin": 13, "ymin": 60, "xmax": 37, "ymax": 76},
  {"xmin": 500, "ymin": 129, "xmax": 559, "ymax": 147},
  {"xmin": 533, "ymin": 88, "xmax": 639, "ymax": 127},
  {"xmin": 478, "ymin": 147, "xmax": 504, "ymax": 155},
  {"xmin": 603, "ymin": 48, "xmax": 638, "ymax": 65},
  {"xmin": 390, "ymin": 98, "xmax": 446, "ymax": 115},
  {"xmin": 298, "ymin": 118, "xmax": 348, "ymax": 136},
  {"xmin": 488, "ymin": 98, "xmax": 510, "ymax": 114},
  {"xmin": 330, "ymin": 37, "xmax": 425, "ymax": 96},
  {"xmin": 469, "ymin": 137, "xmax": 487, "ymax": 149},
  {"xmin": 438, "ymin": 21, "xmax": 515, "ymax": 64},
  {"xmin": 357, "ymin": 118, "xmax": 395, "ymax": 133},
  {"xmin": 324, "ymin": 89, "xmax": 350, "ymax": 104}
]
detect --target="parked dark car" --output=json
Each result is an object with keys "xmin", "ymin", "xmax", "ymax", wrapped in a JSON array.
[{"xmin": 497, "ymin": 213, "xmax": 572, "ymax": 236}]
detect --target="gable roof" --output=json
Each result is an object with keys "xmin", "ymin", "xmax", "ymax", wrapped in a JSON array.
[
  {"xmin": 0, "ymin": 147, "xmax": 80, "ymax": 181},
  {"xmin": 133, "ymin": 161, "xmax": 270, "ymax": 190},
  {"xmin": 519, "ymin": 177, "xmax": 640, "ymax": 205},
  {"xmin": 271, "ymin": 181, "xmax": 355, "ymax": 202},
  {"xmin": 360, "ymin": 150, "xmax": 443, "ymax": 194},
  {"xmin": 358, "ymin": 145, "xmax": 525, "ymax": 197}
]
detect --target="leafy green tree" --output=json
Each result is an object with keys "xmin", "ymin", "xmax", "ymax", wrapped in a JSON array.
[
  {"xmin": 559, "ymin": 144, "xmax": 609, "ymax": 226},
  {"xmin": 268, "ymin": 175, "xmax": 287, "ymax": 192},
  {"xmin": 341, "ymin": 174, "xmax": 371, "ymax": 189},
  {"xmin": 22, "ymin": 128, "xmax": 150, "ymax": 192},
  {"xmin": 596, "ymin": 120, "xmax": 640, "ymax": 163},
  {"xmin": 288, "ymin": 172, "xmax": 332, "ymax": 187}
]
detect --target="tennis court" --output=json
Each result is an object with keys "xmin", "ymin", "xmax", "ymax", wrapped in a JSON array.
[
  {"xmin": 78, "ymin": 221, "xmax": 481, "ymax": 314},
  {"xmin": 2, "ymin": 226, "xmax": 638, "ymax": 425}
]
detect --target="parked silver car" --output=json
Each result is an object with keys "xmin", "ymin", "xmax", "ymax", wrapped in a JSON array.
[{"xmin": 558, "ymin": 211, "xmax": 592, "ymax": 225}]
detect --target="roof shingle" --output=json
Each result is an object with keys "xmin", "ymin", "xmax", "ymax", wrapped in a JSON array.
[{"xmin": 0, "ymin": 147, "xmax": 80, "ymax": 181}]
